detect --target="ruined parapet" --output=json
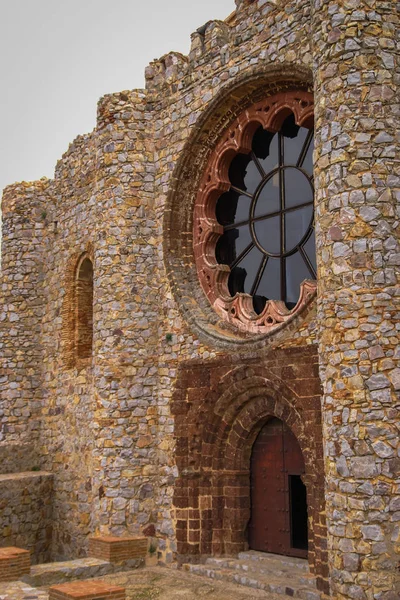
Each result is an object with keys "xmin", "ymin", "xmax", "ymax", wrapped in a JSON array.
[
  {"xmin": 145, "ymin": 52, "xmax": 189, "ymax": 92},
  {"xmin": 234, "ymin": 0, "xmax": 257, "ymax": 8},
  {"xmin": 97, "ymin": 89, "xmax": 147, "ymax": 131},
  {"xmin": 0, "ymin": 179, "xmax": 53, "ymax": 458},
  {"xmin": 145, "ymin": 19, "xmax": 233, "ymax": 93},
  {"xmin": 54, "ymin": 133, "xmax": 96, "ymax": 196},
  {"xmin": 190, "ymin": 20, "xmax": 231, "ymax": 59},
  {"xmin": 95, "ymin": 89, "xmax": 149, "ymax": 196}
]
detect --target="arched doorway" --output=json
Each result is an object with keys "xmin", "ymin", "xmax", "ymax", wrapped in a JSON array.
[{"xmin": 248, "ymin": 417, "xmax": 308, "ymax": 558}]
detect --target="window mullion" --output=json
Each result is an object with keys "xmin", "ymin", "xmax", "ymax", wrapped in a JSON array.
[{"xmin": 279, "ymin": 133, "xmax": 287, "ymax": 303}]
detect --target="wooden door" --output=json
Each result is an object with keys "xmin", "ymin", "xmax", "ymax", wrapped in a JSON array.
[{"xmin": 248, "ymin": 417, "xmax": 308, "ymax": 558}]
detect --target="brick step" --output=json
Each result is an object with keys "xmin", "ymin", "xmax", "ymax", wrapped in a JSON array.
[
  {"xmin": 183, "ymin": 562, "xmax": 321, "ymax": 600},
  {"xmin": 22, "ymin": 557, "xmax": 141, "ymax": 587},
  {"xmin": 205, "ymin": 557, "xmax": 316, "ymax": 588}
]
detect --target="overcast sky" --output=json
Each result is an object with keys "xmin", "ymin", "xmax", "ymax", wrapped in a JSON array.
[{"xmin": 0, "ymin": 0, "xmax": 234, "ymax": 197}]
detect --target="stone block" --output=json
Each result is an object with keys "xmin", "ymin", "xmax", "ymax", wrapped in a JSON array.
[
  {"xmin": 88, "ymin": 536, "xmax": 148, "ymax": 563},
  {"xmin": 48, "ymin": 580, "xmax": 125, "ymax": 599},
  {"xmin": 0, "ymin": 547, "xmax": 31, "ymax": 582}
]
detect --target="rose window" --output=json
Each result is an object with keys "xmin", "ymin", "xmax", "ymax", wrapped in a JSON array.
[{"xmin": 194, "ymin": 91, "xmax": 317, "ymax": 334}]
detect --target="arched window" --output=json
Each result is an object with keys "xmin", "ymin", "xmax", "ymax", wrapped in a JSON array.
[
  {"xmin": 75, "ymin": 256, "xmax": 93, "ymax": 360},
  {"xmin": 215, "ymin": 114, "xmax": 315, "ymax": 312},
  {"xmin": 62, "ymin": 251, "xmax": 94, "ymax": 367},
  {"xmin": 193, "ymin": 90, "xmax": 316, "ymax": 334}
]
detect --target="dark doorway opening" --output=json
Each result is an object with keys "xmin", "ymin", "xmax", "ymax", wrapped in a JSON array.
[
  {"xmin": 248, "ymin": 417, "xmax": 308, "ymax": 558},
  {"xmin": 289, "ymin": 475, "xmax": 308, "ymax": 551}
]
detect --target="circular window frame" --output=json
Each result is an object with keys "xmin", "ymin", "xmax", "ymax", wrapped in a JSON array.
[
  {"xmin": 163, "ymin": 69, "xmax": 316, "ymax": 349},
  {"xmin": 193, "ymin": 90, "xmax": 317, "ymax": 335}
]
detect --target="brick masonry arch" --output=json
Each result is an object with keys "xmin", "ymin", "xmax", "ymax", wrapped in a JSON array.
[
  {"xmin": 172, "ymin": 346, "xmax": 329, "ymax": 594},
  {"xmin": 61, "ymin": 244, "xmax": 94, "ymax": 369}
]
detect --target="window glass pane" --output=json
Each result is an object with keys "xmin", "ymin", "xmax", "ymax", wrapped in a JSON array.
[
  {"xmin": 228, "ymin": 266, "xmax": 246, "ymax": 296},
  {"xmin": 216, "ymin": 190, "xmax": 250, "ymax": 226},
  {"xmin": 243, "ymin": 158, "xmax": 262, "ymax": 195},
  {"xmin": 284, "ymin": 167, "xmax": 313, "ymax": 209},
  {"xmin": 215, "ymin": 230, "xmax": 238, "ymax": 266},
  {"xmin": 254, "ymin": 173, "xmax": 280, "ymax": 217},
  {"xmin": 216, "ymin": 225, "xmax": 252, "ymax": 266},
  {"xmin": 301, "ymin": 135, "xmax": 314, "ymax": 176},
  {"xmin": 228, "ymin": 153, "xmax": 250, "ymax": 190},
  {"xmin": 238, "ymin": 246, "xmax": 265, "ymax": 295},
  {"xmin": 256, "ymin": 257, "xmax": 281, "ymax": 301},
  {"xmin": 303, "ymin": 229, "xmax": 317, "ymax": 274},
  {"xmin": 281, "ymin": 113, "xmax": 300, "ymax": 139},
  {"xmin": 254, "ymin": 216, "xmax": 281, "ymax": 255},
  {"xmin": 286, "ymin": 252, "xmax": 310, "ymax": 308},
  {"xmin": 253, "ymin": 294, "xmax": 267, "ymax": 315},
  {"xmin": 285, "ymin": 206, "xmax": 313, "ymax": 252},
  {"xmin": 284, "ymin": 125, "xmax": 308, "ymax": 166},
  {"xmin": 257, "ymin": 132, "xmax": 279, "ymax": 174},
  {"xmin": 252, "ymin": 126, "xmax": 274, "ymax": 157}
]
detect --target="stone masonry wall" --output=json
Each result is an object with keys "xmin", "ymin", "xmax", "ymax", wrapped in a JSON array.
[
  {"xmin": 1, "ymin": 0, "xmax": 321, "ymax": 568},
  {"xmin": 36, "ymin": 132, "xmax": 98, "ymax": 560},
  {"xmin": 90, "ymin": 90, "xmax": 161, "ymax": 546},
  {"xmin": 1, "ymin": 1, "xmax": 398, "ymax": 598},
  {"xmin": 0, "ymin": 471, "xmax": 53, "ymax": 564},
  {"xmin": 312, "ymin": 1, "xmax": 400, "ymax": 598},
  {"xmin": 152, "ymin": 0, "xmax": 318, "ymax": 561},
  {"xmin": 0, "ymin": 180, "xmax": 52, "ymax": 467}
]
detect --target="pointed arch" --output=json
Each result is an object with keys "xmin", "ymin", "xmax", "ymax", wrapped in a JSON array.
[{"xmin": 172, "ymin": 348, "xmax": 328, "ymax": 593}]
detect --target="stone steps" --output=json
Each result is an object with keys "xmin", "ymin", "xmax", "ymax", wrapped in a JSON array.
[
  {"xmin": 205, "ymin": 559, "xmax": 315, "ymax": 588},
  {"xmin": 239, "ymin": 551, "xmax": 309, "ymax": 571},
  {"xmin": 22, "ymin": 557, "xmax": 142, "ymax": 587},
  {"xmin": 183, "ymin": 551, "xmax": 320, "ymax": 600}
]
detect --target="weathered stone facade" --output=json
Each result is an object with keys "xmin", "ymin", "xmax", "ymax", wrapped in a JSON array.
[{"xmin": 0, "ymin": 1, "xmax": 399, "ymax": 599}]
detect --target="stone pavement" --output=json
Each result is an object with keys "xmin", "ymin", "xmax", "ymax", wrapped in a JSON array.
[
  {"xmin": 0, "ymin": 580, "xmax": 48, "ymax": 600},
  {"xmin": 0, "ymin": 566, "xmax": 292, "ymax": 599}
]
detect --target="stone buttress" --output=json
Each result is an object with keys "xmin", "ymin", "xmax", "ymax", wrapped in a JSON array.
[
  {"xmin": 312, "ymin": 1, "xmax": 399, "ymax": 599},
  {"xmin": 0, "ymin": 180, "xmax": 52, "ymax": 470},
  {"xmin": 90, "ymin": 91, "xmax": 163, "ymax": 542}
]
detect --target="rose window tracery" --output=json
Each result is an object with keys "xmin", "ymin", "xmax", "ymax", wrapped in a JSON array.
[{"xmin": 194, "ymin": 91, "xmax": 317, "ymax": 334}]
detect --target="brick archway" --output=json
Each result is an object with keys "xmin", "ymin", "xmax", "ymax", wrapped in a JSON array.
[{"xmin": 172, "ymin": 348, "xmax": 328, "ymax": 593}]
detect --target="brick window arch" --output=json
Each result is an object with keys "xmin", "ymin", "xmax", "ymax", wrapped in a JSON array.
[
  {"xmin": 62, "ymin": 249, "xmax": 94, "ymax": 368},
  {"xmin": 75, "ymin": 256, "xmax": 93, "ymax": 360}
]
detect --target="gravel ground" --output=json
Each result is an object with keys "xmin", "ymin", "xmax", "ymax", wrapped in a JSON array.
[{"xmin": 41, "ymin": 566, "xmax": 278, "ymax": 600}]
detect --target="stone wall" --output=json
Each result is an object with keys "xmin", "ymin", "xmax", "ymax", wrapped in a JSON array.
[
  {"xmin": 0, "ymin": 471, "xmax": 53, "ymax": 564},
  {"xmin": 25, "ymin": 0, "xmax": 319, "ymax": 566},
  {"xmin": 0, "ymin": 443, "xmax": 37, "ymax": 475},
  {"xmin": 0, "ymin": 180, "xmax": 52, "ymax": 452},
  {"xmin": 312, "ymin": 0, "xmax": 400, "ymax": 598},
  {"xmin": 31, "ymin": 132, "xmax": 97, "ymax": 560},
  {"xmin": 0, "ymin": 1, "xmax": 398, "ymax": 598}
]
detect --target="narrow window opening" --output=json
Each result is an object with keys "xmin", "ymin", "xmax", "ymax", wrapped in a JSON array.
[
  {"xmin": 289, "ymin": 474, "xmax": 308, "ymax": 551},
  {"xmin": 76, "ymin": 257, "xmax": 93, "ymax": 359}
]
